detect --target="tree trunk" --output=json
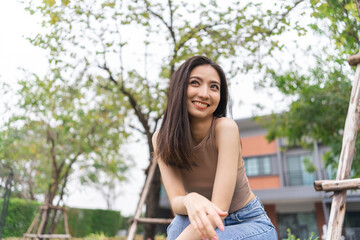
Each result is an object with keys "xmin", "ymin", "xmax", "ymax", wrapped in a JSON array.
[
  {"xmin": 40, "ymin": 178, "xmax": 59, "ymax": 235},
  {"xmin": 39, "ymin": 199, "xmax": 53, "ymax": 237},
  {"xmin": 144, "ymin": 165, "xmax": 161, "ymax": 240},
  {"xmin": 48, "ymin": 209, "xmax": 58, "ymax": 234}
]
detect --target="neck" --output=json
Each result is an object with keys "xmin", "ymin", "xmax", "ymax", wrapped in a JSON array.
[{"xmin": 190, "ymin": 116, "xmax": 214, "ymax": 144}]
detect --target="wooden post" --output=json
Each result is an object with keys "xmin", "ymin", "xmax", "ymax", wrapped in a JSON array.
[
  {"xmin": 37, "ymin": 206, "xmax": 48, "ymax": 237},
  {"xmin": 325, "ymin": 52, "xmax": 360, "ymax": 240},
  {"xmin": 23, "ymin": 205, "xmax": 71, "ymax": 240},
  {"xmin": 314, "ymin": 178, "xmax": 360, "ymax": 191},
  {"xmin": 63, "ymin": 208, "xmax": 70, "ymax": 235},
  {"xmin": 127, "ymin": 159, "xmax": 158, "ymax": 240},
  {"xmin": 126, "ymin": 158, "xmax": 173, "ymax": 239}
]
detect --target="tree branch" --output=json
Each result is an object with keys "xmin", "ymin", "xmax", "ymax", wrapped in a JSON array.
[
  {"xmin": 343, "ymin": 2, "xmax": 360, "ymax": 45},
  {"xmin": 169, "ymin": 22, "xmax": 221, "ymax": 74},
  {"xmin": 168, "ymin": 0, "xmax": 174, "ymax": 32},
  {"xmin": 89, "ymin": 76, "xmax": 113, "ymax": 92},
  {"xmin": 129, "ymin": 124, "xmax": 146, "ymax": 135},
  {"xmin": 46, "ymin": 125, "xmax": 58, "ymax": 175},
  {"xmin": 247, "ymin": 0, "xmax": 305, "ymax": 40},
  {"xmin": 100, "ymin": 64, "xmax": 152, "ymax": 137},
  {"xmin": 144, "ymin": 0, "xmax": 176, "ymax": 45},
  {"xmin": 176, "ymin": 23, "xmax": 215, "ymax": 52},
  {"xmin": 120, "ymin": 85, "xmax": 151, "ymax": 135},
  {"xmin": 356, "ymin": 0, "xmax": 360, "ymax": 19},
  {"xmin": 56, "ymin": 151, "xmax": 82, "ymax": 206},
  {"xmin": 99, "ymin": 63, "xmax": 119, "ymax": 86}
]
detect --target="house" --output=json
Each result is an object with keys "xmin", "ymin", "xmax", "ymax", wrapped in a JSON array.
[
  {"xmin": 158, "ymin": 116, "xmax": 360, "ymax": 239},
  {"xmin": 237, "ymin": 117, "xmax": 360, "ymax": 239}
]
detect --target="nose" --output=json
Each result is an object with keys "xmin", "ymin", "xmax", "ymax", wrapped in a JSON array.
[{"xmin": 198, "ymin": 86, "xmax": 209, "ymax": 99}]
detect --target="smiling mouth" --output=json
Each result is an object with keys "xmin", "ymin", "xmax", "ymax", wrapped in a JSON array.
[{"xmin": 193, "ymin": 101, "xmax": 209, "ymax": 109}]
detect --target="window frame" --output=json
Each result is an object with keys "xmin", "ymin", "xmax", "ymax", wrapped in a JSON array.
[{"xmin": 243, "ymin": 154, "xmax": 275, "ymax": 177}]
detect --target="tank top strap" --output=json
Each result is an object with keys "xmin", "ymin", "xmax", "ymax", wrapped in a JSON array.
[{"xmin": 208, "ymin": 116, "xmax": 218, "ymax": 150}]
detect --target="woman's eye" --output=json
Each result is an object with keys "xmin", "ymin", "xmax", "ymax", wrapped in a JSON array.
[
  {"xmin": 211, "ymin": 85, "xmax": 219, "ymax": 90},
  {"xmin": 190, "ymin": 80, "xmax": 199, "ymax": 85}
]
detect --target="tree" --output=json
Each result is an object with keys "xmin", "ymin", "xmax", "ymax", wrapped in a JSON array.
[
  {"xmin": 23, "ymin": 0, "xmax": 307, "ymax": 238},
  {"xmin": 0, "ymin": 75, "xmax": 131, "ymax": 233},
  {"xmin": 258, "ymin": 0, "xmax": 360, "ymax": 177},
  {"xmin": 79, "ymin": 156, "xmax": 130, "ymax": 210}
]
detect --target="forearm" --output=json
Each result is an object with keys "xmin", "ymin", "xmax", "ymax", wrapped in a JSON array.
[
  {"xmin": 171, "ymin": 192, "xmax": 204, "ymax": 215},
  {"xmin": 177, "ymin": 224, "xmax": 202, "ymax": 240},
  {"xmin": 177, "ymin": 215, "xmax": 226, "ymax": 240},
  {"xmin": 171, "ymin": 195, "xmax": 188, "ymax": 215}
]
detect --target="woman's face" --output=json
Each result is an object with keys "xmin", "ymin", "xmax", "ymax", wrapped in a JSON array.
[{"xmin": 187, "ymin": 65, "xmax": 221, "ymax": 121}]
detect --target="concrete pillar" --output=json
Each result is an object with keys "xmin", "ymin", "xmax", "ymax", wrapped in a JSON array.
[{"xmin": 276, "ymin": 138, "xmax": 285, "ymax": 187}]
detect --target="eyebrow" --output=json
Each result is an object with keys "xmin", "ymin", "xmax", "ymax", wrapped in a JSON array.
[{"xmin": 189, "ymin": 76, "xmax": 221, "ymax": 85}]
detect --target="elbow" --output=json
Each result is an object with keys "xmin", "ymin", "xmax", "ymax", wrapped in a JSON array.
[
  {"xmin": 219, "ymin": 205, "xmax": 230, "ymax": 213},
  {"xmin": 211, "ymin": 200, "xmax": 231, "ymax": 213}
]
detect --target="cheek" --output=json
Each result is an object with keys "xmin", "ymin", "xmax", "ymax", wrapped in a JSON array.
[
  {"xmin": 214, "ymin": 93, "xmax": 221, "ymax": 105},
  {"xmin": 186, "ymin": 86, "xmax": 193, "ymax": 98}
]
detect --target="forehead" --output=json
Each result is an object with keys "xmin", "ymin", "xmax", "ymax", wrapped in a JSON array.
[{"xmin": 189, "ymin": 65, "xmax": 220, "ymax": 83}]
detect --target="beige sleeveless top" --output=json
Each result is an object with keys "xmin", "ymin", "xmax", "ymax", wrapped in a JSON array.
[{"xmin": 179, "ymin": 117, "xmax": 252, "ymax": 213}]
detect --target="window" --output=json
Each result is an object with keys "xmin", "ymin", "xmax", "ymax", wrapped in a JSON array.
[
  {"xmin": 278, "ymin": 212, "xmax": 318, "ymax": 239},
  {"xmin": 243, "ymin": 155, "xmax": 272, "ymax": 176},
  {"xmin": 344, "ymin": 211, "xmax": 360, "ymax": 239},
  {"xmin": 286, "ymin": 154, "xmax": 315, "ymax": 186},
  {"xmin": 327, "ymin": 163, "xmax": 356, "ymax": 180}
]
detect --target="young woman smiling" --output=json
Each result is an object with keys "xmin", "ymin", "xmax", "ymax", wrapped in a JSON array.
[{"xmin": 153, "ymin": 56, "xmax": 277, "ymax": 240}]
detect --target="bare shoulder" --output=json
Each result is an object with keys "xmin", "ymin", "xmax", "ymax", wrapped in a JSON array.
[
  {"xmin": 214, "ymin": 117, "xmax": 240, "ymax": 144},
  {"xmin": 214, "ymin": 117, "xmax": 241, "ymax": 156},
  {"xmin": 215, "ymin": 117, "xmax": 239, "ymax": 133},
  {"xmin": 152, "ymin": 130, "xmax": 160, "ymax": 150}
]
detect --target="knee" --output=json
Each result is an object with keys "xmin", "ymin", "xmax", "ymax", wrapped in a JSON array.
[{"xmin": 167, "ymin": 215, "xmax": 190, "ymax": 240}]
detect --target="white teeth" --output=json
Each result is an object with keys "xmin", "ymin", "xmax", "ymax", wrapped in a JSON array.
[{"xmin": 194, "ymin": 101, "xmax": 208, "ymax": 107}]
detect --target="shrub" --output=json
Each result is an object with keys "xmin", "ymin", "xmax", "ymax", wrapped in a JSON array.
[
  {"xmin": 1, "ymin": 198, "xmax": 129, "ymax": 237},
  {"xmin": 0, "ymin": 198, "xmax": 41, "ymax": 238},
  {"xmin": 55, "ymin": 208, "xmax": 124, "ymax": 237},
  {"xmin": 283, "ymin": 228, "xmax": 319, "ymax": 240}
]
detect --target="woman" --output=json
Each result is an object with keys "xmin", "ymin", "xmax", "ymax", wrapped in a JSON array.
[{"xmin": 153, "ymin": 56, "xmax": 277, "ymax": 240}]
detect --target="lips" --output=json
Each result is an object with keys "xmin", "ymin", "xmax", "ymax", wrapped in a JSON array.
[{"xmin": 192, "ymin": 101, "xmax": 209, "ymax": 109}]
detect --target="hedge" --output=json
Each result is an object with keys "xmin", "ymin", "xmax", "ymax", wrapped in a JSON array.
[
  {"xmin": 0, "ymin": 198, "xmax": 129, "ymax": 237},
  {"xmin": 55, "ymin": 208, "xmax": 127, "ymax": 237},
  {"xmin": 0, "ymin": 198, "xmax": 41, "ymax": 237}
]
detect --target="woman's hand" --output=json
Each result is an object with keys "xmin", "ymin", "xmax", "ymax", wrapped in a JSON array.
[{"xmin": 183, "ymin": 192, "xmax": 228, "ymax": 240}]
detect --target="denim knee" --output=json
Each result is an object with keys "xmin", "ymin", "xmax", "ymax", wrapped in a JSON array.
[{"xmin": 167, "ymin": 215, "xmax": 190, "ymax": 240}]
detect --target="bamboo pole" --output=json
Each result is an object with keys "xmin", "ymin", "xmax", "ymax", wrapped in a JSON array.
[
  {"xmin": 127, "ymin": 159, "xmax": 157, "ymax": 240},
  {"xmin": 23, "ymin": 205, "xmax": 70, "ymax": 240},
  {"xmin": 137, "ymin": 217, "xmax": 173, "ymax": 224},
  {"xmin": 63, "ymin": 208, "xmax": 70, "ymax": 235},
  {"xmin": 325, "ymin": 56, "xmax": 360, "ymax": 240},
  {"xmin": 314, "ymin": 178, "xmax": 360, "ymax": 191}
]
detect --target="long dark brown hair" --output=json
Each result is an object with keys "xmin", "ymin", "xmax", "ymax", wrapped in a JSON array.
[{"xmin": 155, "ymin": 56, "xmax": 228, "ymax": 169}]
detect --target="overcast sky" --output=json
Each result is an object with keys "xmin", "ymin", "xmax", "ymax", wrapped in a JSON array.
[{"xmin": 0, "ymin": 0, "xmax": 299, "ymax": 216}]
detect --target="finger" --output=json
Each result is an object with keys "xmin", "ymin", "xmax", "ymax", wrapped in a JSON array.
[
  {"xmin": 213, "ymin": 205, "xmax": 228, "ymax": 216},
  {"xmin": 194, "ymin": 213, "xmax": 211, "ymax": 238},
  {"xmin": 207, "ymin": 210, "xmax": 225, "ymax": 231},
  {"xmin": 194, "ymin": 213, "xmax": 207, "ymax": 235},
  {"xmin": 189, "ymin": 215, "xmax": 203, "ymax": 237},
  {"xmin": 218, "ymin": 211, "xmax": 228, "ymax": 217},
  {"xmin": 199, "ymin": 211, "xmax": 218, "ymax": 239}
]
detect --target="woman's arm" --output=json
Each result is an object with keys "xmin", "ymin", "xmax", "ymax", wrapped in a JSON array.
[
  {"xmin": 152, "ymin": 132, "xmax": 226, "ymax": 240},
  {"xmin": 177, "ymin": 118, "xmax": 241, "ymax": 240},
  {"xmin": 152, "ymin": 131, "xmax": 187, "ymax": 214},
  {"xmin": 212, "ymin": 118, "xmax": 241, "ymax": 211}
]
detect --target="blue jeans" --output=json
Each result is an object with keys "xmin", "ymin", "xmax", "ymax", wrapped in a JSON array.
[{"xmin": 167, "ymin": 196, "xmax": 278, "ymax": 240}]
